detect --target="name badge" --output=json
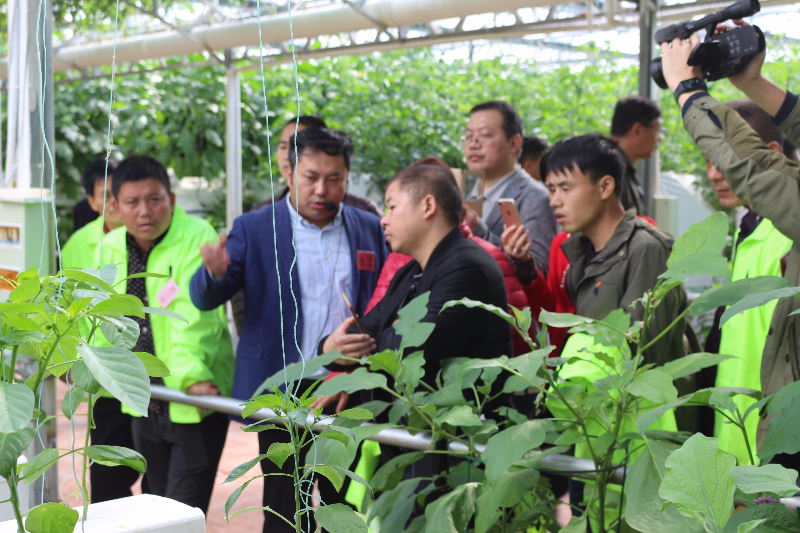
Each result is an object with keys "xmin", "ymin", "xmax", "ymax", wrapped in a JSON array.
[
  {"xmin": 357, "ymin": 251, "xmax": 376, "ymax": 271},
  {"xmin": 156, "ymin": 278, "xmax": 181, "ymax": 308}
]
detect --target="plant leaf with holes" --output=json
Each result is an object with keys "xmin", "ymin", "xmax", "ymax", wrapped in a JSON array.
[{"xmin": 25, "ymin": 503, "xmax": 79, "ymax": 533}]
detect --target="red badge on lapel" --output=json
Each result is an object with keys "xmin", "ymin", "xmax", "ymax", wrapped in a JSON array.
[{"xmin": 357, "ymin": 251, "xmax": 376, "ymax": 271}]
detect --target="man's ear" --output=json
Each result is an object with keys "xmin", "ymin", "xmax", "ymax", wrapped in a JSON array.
[
  {"xmin": 509, "ymin": 134, "xmax": 523, "ymax": 156},
  {"xmin": 631, "ymin": 122, "xmax": 646, "ymax": 138},
  {"xmin": 767, "ymin": 140, "xmax": 783, "ymax": 154},
  {"xmin": 599, "ymin": 175, "xmax": 617, "ymax": 200},
  {"xmin": 86, "ymin": 194, "xmax": 100, "ymax": 214},
  {"xmin": 285, "ymin": 167, "xmax": 295, "ymax": 189},
  {"xmin": 169, "ymin": 191, "xmax": 177, "ymax": 210},
  {"xmin": 110, "ymin": 196, "xmax": 119, "ymax": 214},
  {"xmin": 421, "ymin": 194, "xmax": 438, "ymax": 221}
]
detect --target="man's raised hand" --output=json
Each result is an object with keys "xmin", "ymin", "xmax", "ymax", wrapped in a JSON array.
[
  {"xmin": 660, "ymin": 33, "xmax": 703, "ymax": 93},
  {"xmin": 200, "ymin": 233, "xmax": 231, "ymax": 277}
]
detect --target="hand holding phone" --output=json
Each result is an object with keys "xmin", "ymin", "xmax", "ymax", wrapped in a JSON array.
[
  {"xmin": 341, "ymin": 292, "xmax": 365, "ymax": 334},
  {"xmin": 498, "ymin": 198, "xmax": 523, "ymax": 229}
]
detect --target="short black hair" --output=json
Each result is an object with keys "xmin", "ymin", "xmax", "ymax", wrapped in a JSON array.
[
  {"xmin": 112, "ymin": 155, "xmax": 171, "ymax": 199},
  {"xmin": 288, "ymin": 127, "xmax": 354, "ymax": 171},
  {"xmin": 470, "ymin": 101, "xmax": 524, "ymax": 140},
  {"xmin": 610, "ymin": 96, "xmax": 661, "ymax": 137},
  {"xmin": 388, "ymin": 164, "xmax": 462, "ymax": 227},
  {"xmin": 541, "ymin": 134, "xmax": 625, "ymax": 197},
  {"xmin": 81, "ymin": 158, "xmax": 118, "ymax": 197},
  {"xmin": 726, "ymin": 99, "xmax": 785, "ymax": 146},
  {"xmin": 519, "ymin": 136, "xmax": 548, "ymax": 163},
  {"xmin": 284, "ymin": 115, "xmax": 327, "ymax": 130}
]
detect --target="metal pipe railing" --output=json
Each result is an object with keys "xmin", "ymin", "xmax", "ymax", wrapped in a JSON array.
[
  {"xmin": 150, "ymin": 385, "xmax": 623, "ymax": 483},
  {"xmin": 150, "ymin": 385, "xmax": 800, "ymax": 510}
]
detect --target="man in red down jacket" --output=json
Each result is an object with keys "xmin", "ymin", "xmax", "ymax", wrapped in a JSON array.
[{"xmin": 363, "ymin": 158, "xmax": 530, "ymax": 357}]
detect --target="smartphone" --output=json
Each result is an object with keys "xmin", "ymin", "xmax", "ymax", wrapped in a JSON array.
[
  {"xmin": 498, "ymin": 198, "xmax": 522, "ymax": 228},
  {"xmin": 341, "ymin": 292, "xmax": 365, "ymax": 334}
]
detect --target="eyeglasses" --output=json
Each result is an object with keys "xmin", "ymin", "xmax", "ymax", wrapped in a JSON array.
[
  {"xmin": 462, "ymin": 132, "xmax": 496, "ymax": 146},
  {"xmin": 643, "ymin": 123, "xmax": 663, "ymax": 134}
]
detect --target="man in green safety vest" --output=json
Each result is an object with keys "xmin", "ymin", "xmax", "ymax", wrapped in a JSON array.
[
  {"xmin": 706, "ymin": 99, "xmax": 793, "ymax": 466},
  {"xmin": 62, "ymin": 158, "xmax": 143, "ymax": 504}
]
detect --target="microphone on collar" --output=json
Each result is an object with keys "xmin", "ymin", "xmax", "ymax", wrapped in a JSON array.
[{"xmin": 325, "ymin": 202, "xmax": 337, "ymax": 212}]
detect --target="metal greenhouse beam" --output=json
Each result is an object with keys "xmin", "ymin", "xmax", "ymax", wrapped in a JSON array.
[{"xmin": 0, "ymin": 0, "xmax": 550, "ymax": 78}]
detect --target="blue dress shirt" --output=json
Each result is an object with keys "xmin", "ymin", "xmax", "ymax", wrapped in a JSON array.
[{"xmin": 286, "ymin": 197, "xmax": 352, "ymax": 374}]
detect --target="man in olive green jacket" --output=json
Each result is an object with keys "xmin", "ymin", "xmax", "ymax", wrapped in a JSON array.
[
  {"xmin": 543, "ymin": 134, "xmax": 686, "ymax": 366},
  {"xmin": 661, "ymin": 27, "xmax": 800, "ymax": 454},
  {"xmin": 541, "ymin": 134, "xmax": 686, "ymax": 531}
]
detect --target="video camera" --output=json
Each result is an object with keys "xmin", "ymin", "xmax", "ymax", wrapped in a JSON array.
[{"xmin": 650, "ymin": 0, "xmax": 765, "ymax": 89}]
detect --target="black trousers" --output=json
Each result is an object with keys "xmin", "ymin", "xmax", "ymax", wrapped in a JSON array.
[
  {"xmin": 132, "ymin": 411, "xmax": 228, "ymax": 515},
  {"xmin": 90, "ymin": 397, "xmax": 141, "ymax": 503},
  {"xmin": 258, "ymin": 379, "xmax": 353, "ymax": 533}
]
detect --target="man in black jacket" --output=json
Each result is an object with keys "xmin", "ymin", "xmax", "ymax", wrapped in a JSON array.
[{"xmin": 318, "ymin": 163, "xmax": 513, "ymax": 396}]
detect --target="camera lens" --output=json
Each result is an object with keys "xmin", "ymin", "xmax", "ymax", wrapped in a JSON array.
[{"xmin": 650, "ymin": 58, "xmax": 669, "ymax": 89}]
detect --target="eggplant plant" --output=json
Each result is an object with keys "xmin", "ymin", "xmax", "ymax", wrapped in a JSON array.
[
  {"xmin": 226, "ymin": 212, "xmax": 800, "ymax": 533},
  {"xmin": 0, "ymin": 265, "xmax": 176, "ymax": 533}
]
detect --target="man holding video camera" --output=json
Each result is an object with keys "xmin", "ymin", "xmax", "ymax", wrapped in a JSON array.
[{"xmin": 661, "ymin": 19, "xmax": 800, "ymax": 465}]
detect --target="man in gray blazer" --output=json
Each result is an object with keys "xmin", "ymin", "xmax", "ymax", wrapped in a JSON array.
[{"xmin": 463, "ymin": 101, "xmax": 556, "ymax": 278}]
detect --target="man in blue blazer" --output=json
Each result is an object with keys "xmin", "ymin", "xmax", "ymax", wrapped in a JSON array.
[{"xmin": 190, "ymin": 127, "xmax": 386, "ymax": 532}]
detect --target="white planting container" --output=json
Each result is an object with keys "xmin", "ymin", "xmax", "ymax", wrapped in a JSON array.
[
  {"xmin": 0, "ymin": 494, "xmax": 205, "ymax": 533},
  {"xmin": 0, "ymin": 457, "xmax": 29, "ymax": 522}
]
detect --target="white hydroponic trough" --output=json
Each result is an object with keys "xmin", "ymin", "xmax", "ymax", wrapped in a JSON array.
[{"xmin": 0, "ymin": 494, "xmax": 205, "ymax": 533}]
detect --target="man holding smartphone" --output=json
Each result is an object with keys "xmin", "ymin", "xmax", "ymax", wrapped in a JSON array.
[{"xmin": 462, "ymin": 101, "xmax": 557, "ymax": 278}]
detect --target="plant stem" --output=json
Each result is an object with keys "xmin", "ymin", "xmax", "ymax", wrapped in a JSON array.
[
  {"xmin": 633, "ymin": 287, "xmax": 656, "ymax": 373},
  {"xmin": 81, "ymin": 393, "xmax": 95, "ymax": 521},
  {"xmin": 293, "ymin": 465, "xmax": 302, "ymax": 533},
  {"xmin": 737, "ymin": 408, "xmax": 759, "ymax": 466},
  {"xmin": 31, "ymin": 338, "xmax": 62, "ymax": 406},
  {"xmin": 638, "ymin": 308, "xmax": 689, "ymax": 355},
  {"xmin": 85, "ymin": 318, "xmax": 99, "ymax": 345},
  {"xmin": 8, "ymin": 346, "xmax": 19, "ymax": 384},
  {"xmin": 8, "ymin": 467, "xmax": 26, "ymax": 533}
]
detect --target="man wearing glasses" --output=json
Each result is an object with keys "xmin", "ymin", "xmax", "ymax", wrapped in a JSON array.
[
  {"xmin": 609, "ymin": 96, "xmax": 663, "ymax": 216},
  {"xmin": 462, "ymin": 100, "xmax": 556, "ymax": 279}
]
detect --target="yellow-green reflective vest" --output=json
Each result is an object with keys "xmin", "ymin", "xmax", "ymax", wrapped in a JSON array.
[
  {"xmin": 715, "ymin": 217, "xmax": 792, "ymax": 465},
  {"xmin": 98, "ymin": 206, "xmax": 235, "ymax": 424}
]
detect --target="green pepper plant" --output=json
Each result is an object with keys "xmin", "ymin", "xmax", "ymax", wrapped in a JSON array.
[{"xmin": 0, "ymin": 265, "xmax": 176, "ymax": 533}]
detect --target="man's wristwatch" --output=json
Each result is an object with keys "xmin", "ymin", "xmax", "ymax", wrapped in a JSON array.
[{"xmin": 673, "ymin": 78, "xmax": 708, "ymax": 101}]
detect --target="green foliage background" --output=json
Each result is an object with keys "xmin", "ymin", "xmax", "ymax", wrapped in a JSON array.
[{"xmin": 13, "ymin": 41, "xmax": 800, "ymax": 241}]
